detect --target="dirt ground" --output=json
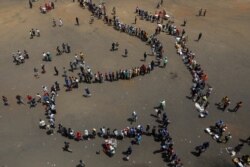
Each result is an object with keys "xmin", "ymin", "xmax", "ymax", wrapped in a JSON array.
[{"xmin": 0, "ymin": 0, "xmax": 249, "ymax": 167}]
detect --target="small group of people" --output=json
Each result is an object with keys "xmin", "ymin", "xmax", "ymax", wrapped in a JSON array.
[
  {"xmin": 29, "ymin": 28, "xmax": 40, "ymax": 39},
  {"xmin": 52, "ymin": 18, "xmax": 63, "ymax": 27},
  {"xmin": 56, "ymin": 43, "xmax": 71, "ymax": 55},
  {"xmin": 42, "ymin": 52, "xmax": 52, "ymax": 61},
  {"xmin": 39, "ymin": 1, "xmax": 55, "ymax": 14},
  {"xmin": 205, "ymin": 120, "xmax": 231, "ymax": 143},
  {"xmin": 135, "ymin": 6, "xmax": 168, "ymax": 23},
  {"xmin": 12, "ymin": 50, "xmax": 29, "ymax": 65},
  {"xmin": 217, "ymin": 96, "xmax": 243, "ymax": 112},
  {"xmin": 198, "ymin": 8, "xmax": 207, "ymax": 16},
  {"xmin": 194, "ymin": 141, "xmax": 210, "ymax": 156}
]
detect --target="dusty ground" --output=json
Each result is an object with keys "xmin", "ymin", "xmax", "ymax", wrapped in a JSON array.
[{"xmin": 0, "ymin": 0, "xmax": 249, "ymax": 167}]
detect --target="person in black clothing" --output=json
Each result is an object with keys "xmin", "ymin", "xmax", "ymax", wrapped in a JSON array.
[
  {"xmin": 197, "ymin": 33, "xmax": 202, "ymax": 41},
  {"xmin": 54, "ymin": 66, "xmax": 59, "ymax": 76},
  {"xmin": 143, "ymin": 52, "xmax": 147, "ymax": 61},
  {"xmin": 76, "ymin": 17, "xmax": 79, "ymax": 25},
  {"xmin": 29, "ymin": 0, "xmax": 32, "ymax": 9},
  {"xmin": 63, "ymin": 141, "xmax": 72, "ymax": 152}
]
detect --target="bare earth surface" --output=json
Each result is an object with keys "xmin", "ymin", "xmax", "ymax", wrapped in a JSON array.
[{"xmin": 0, "ymin": 0, "xmax": 249, "ymax": 167}]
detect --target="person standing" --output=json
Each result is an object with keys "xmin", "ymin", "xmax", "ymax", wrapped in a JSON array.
[
  {"xmin": 34, "ymin": 67, "xmax": 39, "ymax": 78},
  {"xmin": 54, "ymin": 66, "xmax": 59, "ymax": 76},
  {"xmin": 76, "ymin": 17, "xmax": 79, "ymax": 26},
  {"xmin": 52, "ymin": 18, "xmax": 56, "ymax": 27},
  {"xmin": 66, "ymin": 43, "xmax": 71, "ymax": 53},
  {"xmin": 63, "ymin": 142, "xmax": 72, "ymax": 152},
  {"xmin": 183, "ymin": 19, "xmax": 187, "ymax": 26},
  {"xmin": 146, "ymin": 124, "xmax": 150, "ymax": 135},
  {"xmin": 51, "ymin": 2, "xmax": 55, "ymax": 9},
  {"xmin": 195, "ymin": 141, "xmax": 209, "ymax": 156},
  {"xmin": 132, "ymin": 111, "xmax": 138, "ymax": 123},
  {"xmin": 124, "ymin": 49, "xmax": 128, "ymax": 57},
  {"xmin": 29, "ymin": 0, "xmax": 32, "ymax": 9},
  {"xmin": 41, "ymin": 64, "xmax": 46, "ymax": 73},
  {"xmin": 163, "ymin": 57, "xmax": 168, "ymax": 67},
  {"xmin": 125, "ymin": 146, "xmax": 132, "ymax": 160},
  {"xmin": 2, "ymin": 96, "xmax": 9, "ymax": 106},
  {"xmin": 84, "ymin": 88, "xmax": 91, "ymax": 97},
  {"xmin": 62, "ymin": 43, "xmax": 66, "ymax": 52},
  {"xmin": 224, "ymin": 133, "xmax": 232, "ymax": 143},
  {"xmin": 197, "ymin": 33, "xmax": 202, "ymax": 41},
  {"xmin": 134, "ymin": 16, "xmax": 137, "ymax": 24},
  {"xmin": 16, "ymin": 95, "xmax": 24, "ymax": 104},
  {"xmin": 203, "ymin": 9, "xmax": 207, "ymax": 16},
  {"xmin": 233, "ymin": 101, "xmax": 242, "ymax": 112},
  {"xmin": 77, "ymin": 160, "xmax": 85, "ymax": 167},
  {"xmin": 143, "ymin": 52, "xmax": 147, "ymax": 61},
  {"xmin": 111, "ymin": 42, "xmax": 115, "ymax": 51},
  {"xmin": 181, "ymin": 29, "xmax": 186, "ymax": 37},
  {"xmin": 198, "ymin": 8, "xmax": 202, "ymax": 16},
  {"xmin": 35, "ymin": 29, "xmax": 40, "ymax": 37},
  {"xmin": 59, "ymin": 18, "xmax": 63, "ymax": 27}
]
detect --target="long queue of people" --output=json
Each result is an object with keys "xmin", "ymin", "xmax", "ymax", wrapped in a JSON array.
[{"xmin": 135, "ymin": 7, "xmax": 168, "ymax": 24}]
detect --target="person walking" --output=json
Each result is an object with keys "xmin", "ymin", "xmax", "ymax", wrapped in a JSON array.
[
  {"xmin": 197, "ymin": 33, "xmax": 202, "ymax": 41},
  {"xmin": 233, "ymin": 101, "xmax": 242, "ymax": 112},
  {"xmin": 222, "ymin": 99, "xmax": 230, "ymax": 111},
  {"xmin": 54, "ymin": 66, "xmax": 59, "ymax": 76},
  {"xmin": 76, "ymin": 17, "xmax": 79, "ymax": 26}
]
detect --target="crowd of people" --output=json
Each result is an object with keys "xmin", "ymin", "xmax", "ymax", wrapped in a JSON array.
[{"xmin": 2, "ymin": 0, "xmax": 248, "ymax": 167}]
